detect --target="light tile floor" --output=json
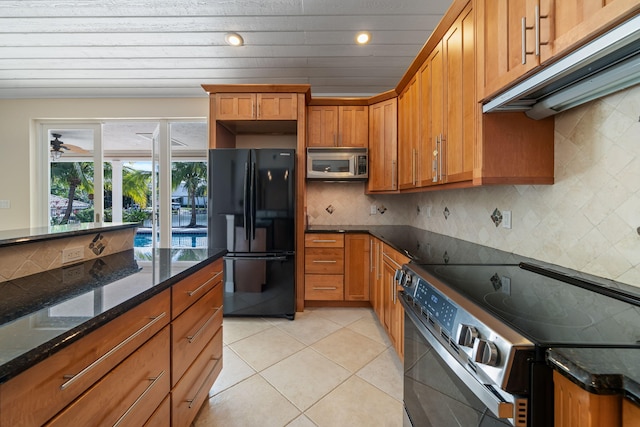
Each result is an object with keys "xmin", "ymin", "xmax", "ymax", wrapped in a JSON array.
[{"xmin": 193, "ymin": 307, "xmax": 404, "ymax": 427}]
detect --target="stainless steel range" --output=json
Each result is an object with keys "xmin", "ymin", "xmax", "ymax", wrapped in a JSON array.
[{"xmin": 398, "ymin": 261, "xmax": 640, "ymax": 427}]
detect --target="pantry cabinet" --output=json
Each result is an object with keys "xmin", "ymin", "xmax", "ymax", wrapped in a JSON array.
[
  {"xmin": 307, "ymin": 105, "xmax": 368, "ymax": 147},
  {"xmin": 214, "ymin": 92, "xmax": 298, "ymax": 120},
  {"xmin": 478, "ymin": 0, "xmax": 639, "ymax": 100},
  {"xmin": 367, "ymin": 97, "xmax": 398, "ymax": 192}
]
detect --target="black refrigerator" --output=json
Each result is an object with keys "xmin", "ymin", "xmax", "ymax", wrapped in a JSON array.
[{"xmin": 208, "ymin": 148, "xmax": 295, "ymax": 319}]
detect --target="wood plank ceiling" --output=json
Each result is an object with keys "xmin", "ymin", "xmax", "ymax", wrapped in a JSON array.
[{"xmin": 0, "ymin": 0, "xmax": 452, "ymax": 99}]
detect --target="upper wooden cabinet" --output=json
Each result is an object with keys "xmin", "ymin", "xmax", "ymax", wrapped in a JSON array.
[
  {"xmin": 397, "ymin": 75, "xmax": 419, "ymax": 189},
  {"xmin": 367, "ymin": 97, "xmax": 398, "ymax": 193},
  {"xmin": 307, "ymin": 105, "xmax": 368, "ymax": 147},
  {"xmin": 215, "ymin": 93, "xmax": 298, "ymax": 120},
  {"xmin": 478, "ymin": 0, "xmax": 639, "ymax": 100}
]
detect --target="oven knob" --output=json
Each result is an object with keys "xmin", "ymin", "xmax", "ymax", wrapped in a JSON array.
[
  {"xmin": 457, "ymin": 324, "xmax": 478, "ymax": 347},
  {"xmin": 473, "ymin": 339, "xmax": 499, "ymax": 367}
]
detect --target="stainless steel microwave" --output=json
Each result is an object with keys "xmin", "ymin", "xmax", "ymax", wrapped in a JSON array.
[{"xmin": 306, "ymin": 147, "xmax": 368, "ymax": 181}]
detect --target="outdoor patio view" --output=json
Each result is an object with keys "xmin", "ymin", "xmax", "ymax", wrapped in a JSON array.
[{"xmin": 50, "ymin": 160, "xmax": 208, "ymax": 248}]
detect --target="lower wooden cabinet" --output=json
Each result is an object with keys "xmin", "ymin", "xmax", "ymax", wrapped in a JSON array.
[
  {"xmin": 623, "ymin": 398, "xmax": 640, "ymax": 427},
  {"xmin": 554, "ymin": 370, "xmax": 622, "ymax": 427},
  {"xmin": 380, "ymin": 245, "xmax": 409, "ymax": 360},
  {"xmin": 46, "ymin": 327, "xmax": 171, "ymax": 427},
  {"xmin": 0, "ymin": 257, "xmax": 224, "ymax": 427}
]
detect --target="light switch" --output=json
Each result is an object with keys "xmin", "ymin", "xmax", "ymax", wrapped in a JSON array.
[
  {"xmin": 0, "ymin": 200, "xmax": 10, "ymax": 209},
  {"xmin": 502, "ymin": 211, "xmax": 512, "ymax": 229}
]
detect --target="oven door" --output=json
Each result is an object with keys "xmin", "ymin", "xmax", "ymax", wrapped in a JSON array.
[{"xmin": 401, "ymin": 297, "xmax": 515, "ymax": 427}]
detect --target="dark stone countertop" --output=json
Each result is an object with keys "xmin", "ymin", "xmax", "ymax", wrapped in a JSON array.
[
  {"xmin": 547, "ymin": 348, "xmax": 640, "ymax": 405},
  {"xmin": 0, "ymin": 222, "xmax": 140, "ymax": 247},
  {"xmin": 0, "ymin": 247, "xmax": 226, "ymax": 384}
]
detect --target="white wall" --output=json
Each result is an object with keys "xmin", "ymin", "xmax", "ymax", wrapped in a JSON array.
[
  {"xmin": 0, "ymin": 97, "xmax": 208, "ymax": 229},
  {"xmin": 307, "ymin": 86, "xmax": 640, "ymax": 287}
]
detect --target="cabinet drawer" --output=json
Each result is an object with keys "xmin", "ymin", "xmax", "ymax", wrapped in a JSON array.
[
  {"xmin": 172, "ymin": 258, "xmax": 223, "ymax": 319},
  {"xmin": 382, "ymin": 244, "xmax": 410, "ymax": 267},
  {"xmin": 172, "ymin": 327, "xmax": 223, "ymax": 427},
  {"xmin": 46, "ymin": 327, "xmax": 170, "ymax": 427},
  {"xmin": 144, "ymin": 395, "xmax": 170, "ymax": 427},
  {"xmin": 171, "ymin": 284, "xmax": 223, "ymax": 387},
  {"xmin": 0, "ymin": 290, "xmax": 170, "ymax": 427},
  {"xmin": 305, "ymin": 233, "xmax": 344, "ymax": 248},
  {"xmin": 305, "ymin": 274, "xmax": 344, "ymax": 300},
  {"xmin": 305, "ymin": 248, "xmax": 344, "ymax": 274}
]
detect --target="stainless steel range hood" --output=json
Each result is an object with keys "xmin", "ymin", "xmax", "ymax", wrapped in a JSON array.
[{"xmin": 483, "ymin": 14, "xmax": 640, "ymax": 120}]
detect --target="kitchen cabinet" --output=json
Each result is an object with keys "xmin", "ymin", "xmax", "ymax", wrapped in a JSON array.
[
  {"xmin": 214, "ymin": 93, "xmax": 298, "ymax": 120},
  {"xmin": 0, "ymin": 290, "xmax": 171, "ymax": 427},
  {"xmin": 0, "ymin": 257, "xmax": 224, "ymax": 427},
  {"xmin": 344, "ymin": 234, "xmax": 370, "ymax": 301},
  {"xmin": 369, "ymin": 237, "xmax": 383, "ymax": 320},
  {"xmin": 170, "ymin": 258, "xmax": 224, "ymax": 427},
  {"xmin": 304, "ymin": 233, "xmax": 345, "ymax": 300},
  {"xmin": 380, "ymin": 244, "xmax": 410, "ymax": 359},
  {"xmin": 554, "ymin": 370, "xmax": 622, "ymax": 427},
  {"xmin": 623, "ymin": 398, "xmax": 640, "ymax": 427},
  {"xmin": 307, "ymin": 105, "xmax": 368, "ymax": 147},
  {"xmin": 397, "ymin": 75, "xmax": 420, "ymax": 189},
  {"xmin": 304, "ymin": 233, "xmax": 370, "ymax": 302},
  {"xmin": 367, "ymin": 97, "xmax": 398, "ymax": 192},
  {"xmin": 478, "ymin": 0, "xmax": 639, "ymax": 100}
]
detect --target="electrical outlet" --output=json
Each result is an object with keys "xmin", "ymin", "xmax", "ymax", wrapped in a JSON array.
[
  {"xmin": 62, "ymin": 247, "xmax": 84, "ymax": 264},
  {"xmin": 425, "ymin": 206, "xmax": 432, "ymax": 217},
  {"xmin": 0, "ymin": 200, "xmax": 9, "ymax": 209},
  {"xmin": 370, "ymin": 205, "xmax": 377, "ymax": 215},
  {"xmin": 62, "ymin": 264, "xmax": 84, "ymax": 283},
  {"xmin": 501, "ymin": 276, "xmax": 511, "ymax": 295},
  {"xmin": 502, "ymin": 211, "xmax": 512, "ymax": 229}
]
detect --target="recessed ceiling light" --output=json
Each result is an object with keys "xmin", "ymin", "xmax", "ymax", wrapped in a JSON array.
[
  {"xmin": 356, "ymin": 32, "xmax": 371, "ymax": 45},
  {"xmin": 225, "ymin": 32, "xmax": 244, "ymax": 46}
]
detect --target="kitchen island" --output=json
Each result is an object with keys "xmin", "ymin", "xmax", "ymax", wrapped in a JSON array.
[{"xmin": 0, "ymin": 241, "xmax": 226, "ymax": 426}]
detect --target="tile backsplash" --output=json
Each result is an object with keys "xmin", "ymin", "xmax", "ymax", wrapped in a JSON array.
[
  {"xmin": 0, "ymin": 228, "xmax": 135, "ymax": 282},
  {"xmin": 306, "ymin": 85, "xmax": 640, "ymax": 287}
]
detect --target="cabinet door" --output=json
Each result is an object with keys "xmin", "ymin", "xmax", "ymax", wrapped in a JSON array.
[
  {"xmin": 307, "ymin": 106, "xmax": 339, "ymax": 146},
  {"xmin": 623, "ymin": 398, "xmax": 640, "ymax": 427},
  {"xmin": 367, "ymin": 98, "xmax": 398, "ymax": 192},
  {"xmin": 419, "ymin": 42, "xmax": 442, "ymax": 187},
  {"xmin": 397, "ymin": 75, "xmax": 420, "ymax": 190},
  {"xmin": 344, "ymin": 234, "xmax": 370, "ymax": 301},
  {"xmin": 539, "ymin": 0, "xmax": 639, "ymax": 62},
  {"xmin": 478, "ymin": 0, "xmax": 539, "ymax": 100},
  {"xmin": 443, "ymin": 3, "xmax": 474, "ymax": 184},
  {"xmin": 215, "ymin": 93, "xmax": 256, "ymax": 120},
  {"xmin": 257, "ymin": 93, "xmax": 298, "ymax": 120},
  {"xmin": 554, "ymin": 370, "xmax": 622, "ymax": 427},
  {"xmin": 338, "ymin": 105, "xmax": 368, "ymax": 147}
]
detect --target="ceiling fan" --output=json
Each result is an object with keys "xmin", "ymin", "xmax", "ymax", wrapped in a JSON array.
[{"xmin": 50, "ymin": 133, "xmax": 89, "ymax": 160}]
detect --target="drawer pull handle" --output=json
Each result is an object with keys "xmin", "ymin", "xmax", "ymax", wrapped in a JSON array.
[
  {"xmin": 112, "ymin": 371, "xmax": 165, "ymax": 427},
  {"xmin": 312, "ymin": 239, "xmax": 337, "ymax": 243},
  {"xmin": 188, "ymin": 271, "xmax": 223, "ymax": 297},
  {"xmin": 313, "ymin": 287, "xmax": 338, "ymax": 290},
  {"xmin": 187, "ymin": 306, "xmax": 222, "ymax": 344},
  {"xmin": 187, "ymin": 356, "xmax": 220, "ymax": 408},
  {"xmin": 312, "ymin": 260, "xmax": 337, "ymax": 263},
  {"xmin": 61, "ymin": 312, "xmax": 167, "ymax": 390}
]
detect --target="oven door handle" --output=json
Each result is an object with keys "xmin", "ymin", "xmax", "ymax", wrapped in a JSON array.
[{"xmin": 400, "ymin": 295, "xmax": 518, "ymax": 421}]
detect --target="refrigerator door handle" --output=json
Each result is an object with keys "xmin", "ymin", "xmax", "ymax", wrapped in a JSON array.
[
  {"xmin": 250, "ymin": 161, "xmax": 257, "ymax": 240},
  {"xmin": 243, "ymin": 161, "xmax": 250, "ymax": 241}
]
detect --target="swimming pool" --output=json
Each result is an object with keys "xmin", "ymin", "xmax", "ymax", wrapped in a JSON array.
[{"xmin": 134, "ymin": 232, "xmax": 207, "ymax": 248}]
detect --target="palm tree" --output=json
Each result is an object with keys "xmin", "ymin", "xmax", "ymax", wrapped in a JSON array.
[
  {"xmin": 50, "ymin": 162, "xmax": 94, "ymax": 224},
  {"xmin": 172, "ymin": 162, "xmax": 207, "ymax": 227}
]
